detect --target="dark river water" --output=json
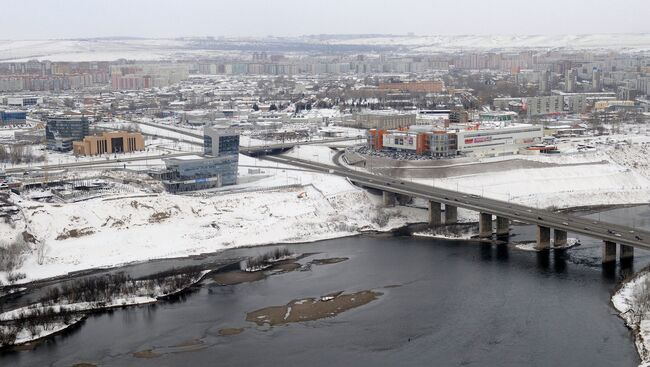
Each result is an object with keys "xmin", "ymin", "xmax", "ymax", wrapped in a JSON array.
[{"xmin": 3, "ymin": 205, "xmax": 650, "ymax": 367}]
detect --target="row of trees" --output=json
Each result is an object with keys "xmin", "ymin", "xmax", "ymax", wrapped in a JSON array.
[
  {"xmin": 0, "ymin": 237, "xmax": 29, "ymax": 274},
  {"xmin": 0, "ymin": 267, "xmax": 208, "ymax": 346},
  {"xmin": 40, "ymin": 267, "xmax": 203, "ymax": 305},
  {"xmin": 0, "ymin": 144, "xmax": 44, "ymax": 165},
  {"xmin": 0, "ymin": 306, "xmax": 78, "ymax": 346}
]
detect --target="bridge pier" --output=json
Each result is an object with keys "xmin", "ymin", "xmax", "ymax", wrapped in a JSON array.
[
  {"xmin": 382, "ymin": 191, "xmax": 396, "ymax": 207},
  {"xmin": 620, "ymin": 244, "xmax": 634, "ymax": 261},
  {"xmin": 535, "ymin": 226, "xmax": 551, "ymax": 250},
  {"xmin": 496, "ymin": 216, "xmax": 509, "ymax": 236},
  {"xmin": 396, "ymin": 194, "xmax": 411, "ymax": 206},
  {"xmin": 445, "ymin": 204, "xmax": 458, "ymax": 225},
  {"xmin": 479, "ymin": 213, "xmax": 493, "ymax": 238},
  {"xmin": 553, "ymin": 230, "xmax": 568, "ymax": 248},
  {"xmin": 428, "ymin": 201, "xmax": 442, "ymax": 226},
  {"xmin": 602, "ymin": 241, "xmax": 617, "ymax": 264}
]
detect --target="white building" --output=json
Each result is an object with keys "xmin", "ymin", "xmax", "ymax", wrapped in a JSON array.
[
  {"xmin": 564, "ymin": 94, "xmax": 587, "ymax": 114},
  {"xmin": 456, "ymin": 124, "xmax": 543, "ymax": 156},
  {"xmin": 2, "ymin": 96, "xmax": 43, "ymax": 107},
  {"xmin": 524, "ymin": 96, "xmax": 564, "ymax": 117}
]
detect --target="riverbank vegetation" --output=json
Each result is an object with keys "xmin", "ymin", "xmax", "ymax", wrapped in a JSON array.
[
  {"xmin": 0, "ymin": 236, "xmax": 30, "ymax": 285},
  {"xmin": 612, "ymin": 270, "xmax": 650, "ymax": 365},
  {"xmin": 0, "ymin": 266, "xmax": 209, "ymax": 347},
  {"xmin": 241, "ymin": 247, "xmax": 295, "ymax": 272}
]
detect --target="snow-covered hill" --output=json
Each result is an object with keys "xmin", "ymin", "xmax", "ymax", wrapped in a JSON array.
[
  {"xmin": 317, "ymin": 33, "xmax": 650, "ymax": 52},
  {"xmin": 1, "ymin": 33, "xmax": 649, "ymax": 62},
  {"xmin": 0, "ymin": 172, "xmax": 426, "ymax": 284}
]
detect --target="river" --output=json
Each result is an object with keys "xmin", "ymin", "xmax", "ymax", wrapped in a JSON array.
[{"xmin": 2, "ymin": 205, "xmax": 650, "ymax": 367}]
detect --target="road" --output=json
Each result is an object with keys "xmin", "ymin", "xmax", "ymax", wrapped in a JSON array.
[
  {"xmin": 262, "ymin": 153, "xmax": 650, "ymax": 251},
  {"xmin": 13, "ymin": 119, "xmax": 648, "ymax": 249},
  {"xmin": 127, "ymin": 119, "xmax": 363, "ymax": 154},
  {"xmin": 3, "ymin": 152, "xmax": 196, "ymax": 174}
]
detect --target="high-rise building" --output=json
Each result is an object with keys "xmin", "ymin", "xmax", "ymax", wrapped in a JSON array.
[
  {"xmin": 565, "ymin": 69, "xmax": 577, "ymax": 93},
  {"xmin": 524, "ymin": 96, "xmax": 564, "ymax": 117},
  {"xmin": 45, "ymin": 115, "xmax": 90, "ymax": 151},
  {"xmin": 592, "ymin": 68, "xmax": 603, "ymax": 91},
  {"xmin": 204, "ymin": 125, "xmax": 239, "ymax": 156},
  {"xmin": 539, "ymin": 70, "xmax": 550, "ymax": 93},
  {"xmin": 158, "ymin": 125, "xmax": 240, "ymax": 193}
]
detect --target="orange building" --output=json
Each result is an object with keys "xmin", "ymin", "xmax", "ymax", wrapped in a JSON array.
[
  {"xmin": 378, "ymin": 80, "xmax": 445, "ymax": 93},
  {"xmin": 73, "ymin": 131, "xmax": 144, "ymax": 156}
]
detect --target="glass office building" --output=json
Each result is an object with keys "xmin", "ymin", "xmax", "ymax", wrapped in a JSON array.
[
  {"xmin": 45, "ymin": 116, "xmax": 90, "ymax": 151},
  {"xmin": 158, "ymin": 124, "xmax": 240, "ymax": 193}
]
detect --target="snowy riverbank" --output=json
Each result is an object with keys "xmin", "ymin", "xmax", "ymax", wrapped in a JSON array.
[
  {"xmin": 0, "ymin": 172, "xmax": 426, "ymax": 284},
  {"xmin": 612, "ymin": 270, "xmax": 650, "ymax": 367},
  {"xmin": 0, "ymin": 270, "xmax": 210, "ymax": 347}
]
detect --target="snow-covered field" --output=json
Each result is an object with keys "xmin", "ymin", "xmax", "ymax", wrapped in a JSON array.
[
  {"xmin": 0, "ymin": 170, "xmax": 426, "ymax": 284},
  {"xmin": 375, "ymin": 136, "xmax": 650, "ymax": 210},
  {"xmin": 424, "ymin": 162, "xmax": 650, "ymax": 209}
]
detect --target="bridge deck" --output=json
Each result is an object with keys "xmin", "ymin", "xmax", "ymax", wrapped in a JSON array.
[{"xmin": 262, "ymin": 154, "xmax": 650, "ymax": 251}]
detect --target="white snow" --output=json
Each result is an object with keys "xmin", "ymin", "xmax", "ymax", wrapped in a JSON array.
[
  {"xmin": 415, "ymin": 157, "xmax": 650, "ymax": 209},
  {"xmin": 0, "ymin": 297, "xmax": 156, "ymax": 322},
  {"xmin": 0, "ymin": 171, "xmax": 425, "ymax": 284},
  {"xmin": 514, "ymin": 238, "xmax": 581, "ymax": 252},
  {"xmin": 2, "ymin": 315, "xmax": 85, "ymax": 347},
  {"xmin": 1, "ymin": 34, "xmax": 650, "ymax": 63},
  {"xmin": 612, "ymin": 271, "xmax": 650, "ymax": 366},
  {"xmin": 412, "ymin": 231, "xmax": 475, "ymax": 241}
]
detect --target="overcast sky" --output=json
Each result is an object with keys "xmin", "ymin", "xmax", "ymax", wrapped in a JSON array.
[{"xmin": 2, "ymin": 0, "xmax": 649, "ymax": 39}]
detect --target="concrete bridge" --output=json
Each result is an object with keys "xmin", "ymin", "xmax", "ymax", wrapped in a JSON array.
[
  {"xmin": 239, "ymin": 136, "xmax": 362, "ymax": 156},
  {"xmin": 264, "ymin": 154, "xmax": 648, "ymax": 265}
]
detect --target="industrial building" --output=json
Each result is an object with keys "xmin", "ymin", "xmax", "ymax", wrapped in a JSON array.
[
  {"xmin": 158, "ymin": 124, "xmax": 239, "ymax": 193},
  {"xmin": 45, "ymin": 115, "xmax": 90, "ymax": 151},
  {"xmin": 73, "ymin": 131, "xmax": 145, "ymax": 156}
]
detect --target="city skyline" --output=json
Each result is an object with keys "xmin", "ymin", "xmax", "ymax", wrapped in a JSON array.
[{"xmin": 1, "ymin": 0, "xmax": 649, "ymax": 39}]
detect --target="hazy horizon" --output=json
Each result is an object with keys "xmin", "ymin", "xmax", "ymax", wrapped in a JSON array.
[
  {"xmin": 2, "ymin": 0, "xmax": 649, "ymax": 40},
  {"xmin": 4, "ymin": 32, "xmax": 650, "ymax": 42}
]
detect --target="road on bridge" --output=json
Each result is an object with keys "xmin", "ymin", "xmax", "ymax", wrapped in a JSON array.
[{"xmin": 262, "ymin": 153, "xmax": 650, "ymax": 251}]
